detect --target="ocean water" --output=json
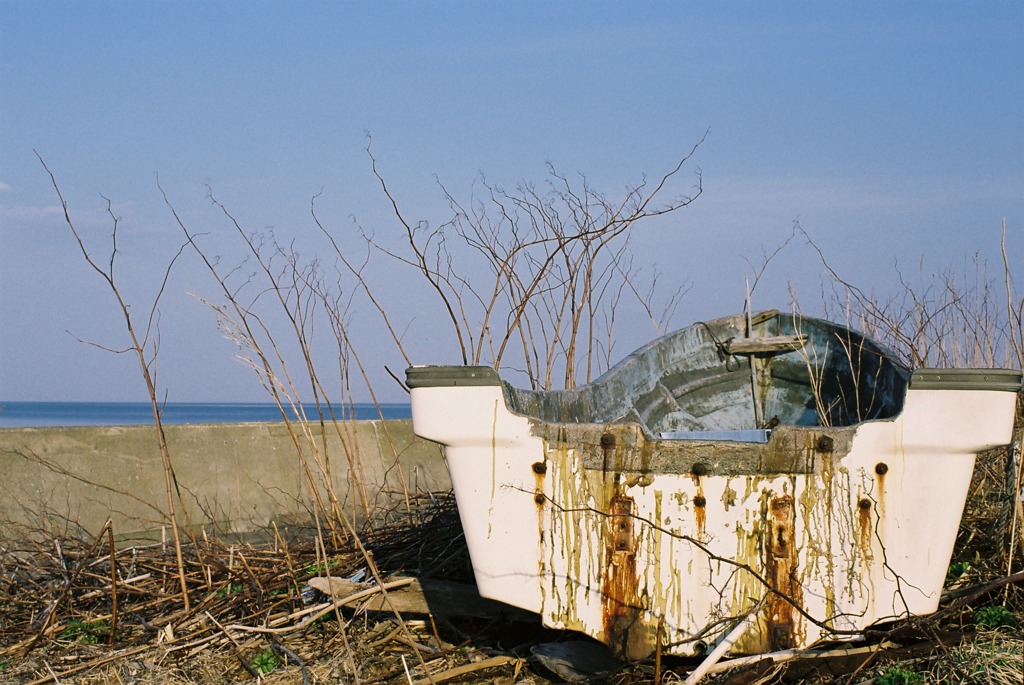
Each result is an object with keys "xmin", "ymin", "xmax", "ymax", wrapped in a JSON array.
[{"xmin": 0, "ymin": 401, "xmax": 411, "ymax": 428}]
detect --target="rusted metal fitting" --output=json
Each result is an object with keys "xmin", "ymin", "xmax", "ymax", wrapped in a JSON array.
[
  {"xmin": 858, "ymin": 498, "xmax": 872, "ymax": 510},
  {"xmin": 532, "ymin": 461, "xmax": 547, "ymax": 474},
  {"xmin": 693, "ymin": 495, "xmax": 707, "ymax": 508},
  {"xmin": 874, "ymin": 462, "xmax": 888, "ymax": 475},
  {"xmin": 816, "ymin": 435, "xmax": 834, "ymax": 453},
  {"xmin": 691, "ymin": 462, "xmax": 708, "ymax": 477},
  {"xmin": 610, "ymin": 496, "xmax": 635, "ymax": 554},
  {"xmin": 600, "ymin": 433, "xmax": 616, "ymax": 448}
]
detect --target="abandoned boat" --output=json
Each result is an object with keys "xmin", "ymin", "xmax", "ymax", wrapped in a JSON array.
[{"xmin": 406, "ymin": 311, "xmax": 1021, "ymax": 659}]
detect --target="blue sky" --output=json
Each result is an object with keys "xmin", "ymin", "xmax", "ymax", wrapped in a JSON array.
[{"xmin": 1, "ymin": 1, "xmax": 1021, "ymax": 403}]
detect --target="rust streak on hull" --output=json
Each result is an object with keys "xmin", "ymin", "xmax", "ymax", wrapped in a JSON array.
[
  {"xmin": 603, "ymin": 495, "xmax": 644, "ymax": 659},
  {"xmin": 765, "ymin": 493, "xmax": 802, "ymax": 650}
]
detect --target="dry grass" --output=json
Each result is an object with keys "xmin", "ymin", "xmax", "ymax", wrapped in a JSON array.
[
  {"xmin": 920, "ymin": 626, "xmax": 1023, "ymax": 685},
  {"xmin": 0, "ymin": 493, "xmax": 556, "ymax": 685}
]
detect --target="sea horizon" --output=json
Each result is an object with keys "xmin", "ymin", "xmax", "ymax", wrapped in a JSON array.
[{"xmin": 0, "ymin": 400, "xmax": 411, "ymax": 428}]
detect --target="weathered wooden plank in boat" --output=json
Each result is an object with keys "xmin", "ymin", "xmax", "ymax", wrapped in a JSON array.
[{"xmin": 723, "ymin": 334, "xmax": 807, "ymax": 355}]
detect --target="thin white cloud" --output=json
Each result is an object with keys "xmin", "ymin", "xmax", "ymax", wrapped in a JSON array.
[
  {"xmin": 0, "ymin": 204, "xmax": 64, "ymax": 221},
  {"xmin": 0, "ymin": 182, "xmax": 12, "ymax": 193}
]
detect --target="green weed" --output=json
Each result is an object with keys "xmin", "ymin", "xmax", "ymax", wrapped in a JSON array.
[
  {"xmin": 216, "ymin": 581, "xmax": 245, "ymax": 597},
  {"xmin": 974, "ymin": 605, "xmax": 1017, "ymax": 628},
  {"xmin": 876, "ymin": 665, "xmax": 923, "ymax": 685},
  {"xmin": 945, "ymin": 560, "xmax": 970, "ymax": 582},
  {"xmin": 58, "ymin": 619, "xmax": 118, "ymax": 645},
  {"xmin": 251, "ymin": 647, "xmax": 281, "ymax": 674},
  {"xmin": 302, "ymin": 558, "xmax": 341, "ymax": 575}
]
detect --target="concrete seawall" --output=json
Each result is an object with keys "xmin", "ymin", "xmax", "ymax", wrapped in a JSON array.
[{"xmin": 0, "ymin": 420, "xmax": 449, "ymax": 543}]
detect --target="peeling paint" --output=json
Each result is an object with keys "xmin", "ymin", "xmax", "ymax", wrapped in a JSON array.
[{"xmin": 722, "ymin": 479, "xmax": 737, "ymax": 511}]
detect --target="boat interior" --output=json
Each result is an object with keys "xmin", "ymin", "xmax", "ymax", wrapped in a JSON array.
[{"xmin": 503, "ymin": 310, "xmax": 911, "ymax": 438}]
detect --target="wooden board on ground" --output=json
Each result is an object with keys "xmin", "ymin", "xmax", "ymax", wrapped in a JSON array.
[{"xmin": 306, "ymin": 576, "xmax": 535, "ymax": 620}]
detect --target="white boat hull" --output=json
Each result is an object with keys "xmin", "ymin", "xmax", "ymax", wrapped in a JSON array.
[{"xmin": 408, "ymin": 314, "xmax": 1021, "ymax": 658}]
